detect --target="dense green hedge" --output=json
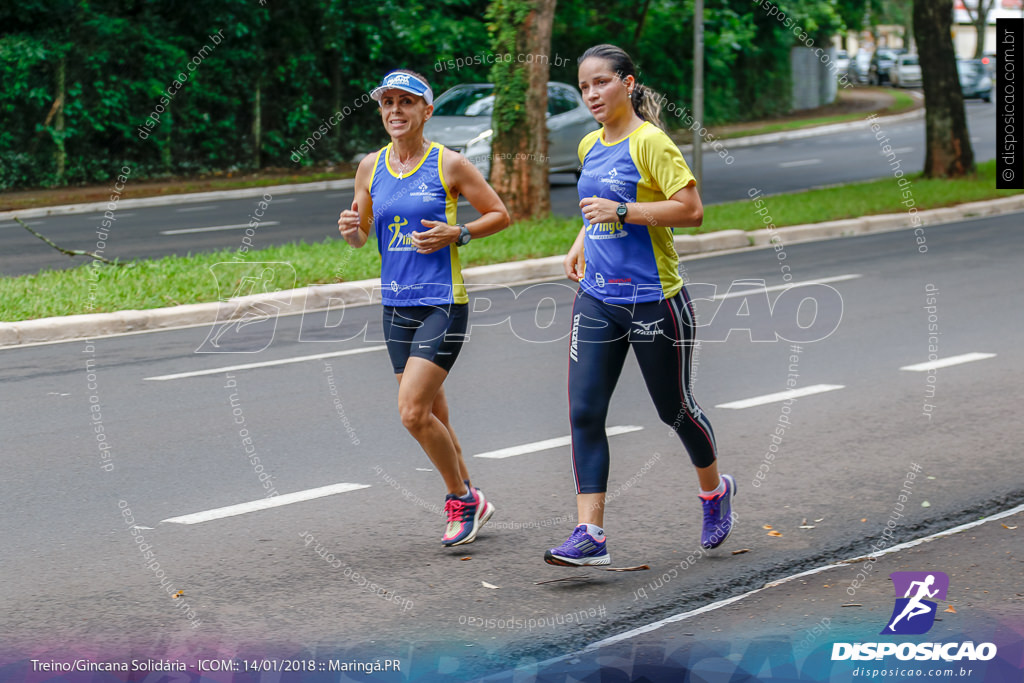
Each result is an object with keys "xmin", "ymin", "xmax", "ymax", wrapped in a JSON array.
[{"xmin": 0, "ymin": 0, "xmax": 855, "ymax": 190}]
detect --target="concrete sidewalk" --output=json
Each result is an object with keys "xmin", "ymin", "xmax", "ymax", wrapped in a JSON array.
[
  {"xmin": 3, "ymin": 193, "xmax": 1023, "ymax": 349},
  {"xmin": 495, "ymin": 505, "xmax": 1024, "ymax": 682}
]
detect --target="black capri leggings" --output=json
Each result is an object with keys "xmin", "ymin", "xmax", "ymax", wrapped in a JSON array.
[{"xmin": 567, "ymin": 288, "xmax": 716, "ymax": 494}]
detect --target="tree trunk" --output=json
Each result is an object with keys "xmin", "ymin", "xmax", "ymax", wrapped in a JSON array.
[
  {"xmin": 487, "ymin": 0, "xmax": 556, "ymax": 221},
  {"xmin": 331, "ymin": 52, "xmax": 343, "ymax": 158},
  {"xmin": 253, "ymin": 80, "xmax": 262, "ymax": 169},
  {"xmin": 967, "ymin": 0, "xmax": 995, "ymax": 58},
  {"xmin": 913, "ymin": 0, "xmax": 974, "ymax": 178},
  {"xmin": 634, "ymin": 0, "xmax": 653, "ymax": 44},
  {"xmin": 162, "ymin": 101, "xmax": 172, "ymax": 172},
  {"xmin": 54, "ymin": 55, "xmax": 66, "ymax": 184}
]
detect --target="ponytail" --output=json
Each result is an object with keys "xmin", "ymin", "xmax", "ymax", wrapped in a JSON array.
[{"xmin": 631, "ymin": 84, "xmax": 663, "ymax": 128}]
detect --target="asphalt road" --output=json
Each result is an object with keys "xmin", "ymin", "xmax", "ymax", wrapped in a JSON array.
[
  {"xmin": 0, "ymin": 98, "xmax": 997, "ymax": 277},
  {"xmin": 2, "ymin": 212, "xmax": 1021, "ymax": 679}
]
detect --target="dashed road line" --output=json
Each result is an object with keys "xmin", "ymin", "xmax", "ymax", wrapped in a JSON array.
[
  {"xmin": 716, "ymin": 384, "xmax": 845, "ymax": 409},
  {"xmin": 162, "ymin": 482, "xmax": 371, "ymax": 524},
  {"xmin": 473, "ymin": 426, "xmax": 643, "ymax": 459},
  {"xmin": 144, "ymin": 346, "xmax": 387, "ymax": 380},
  {"xmin": 900, "ymin": 352, "xmax": 996, "ymax": 372}
]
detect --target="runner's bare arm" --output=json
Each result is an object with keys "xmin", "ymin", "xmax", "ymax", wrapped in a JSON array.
[{"xmin": 338, "ymin": 154, "xmax": 377, "ymax": 248}]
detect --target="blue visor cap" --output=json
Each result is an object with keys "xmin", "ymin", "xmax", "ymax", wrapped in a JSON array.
[{"xmin": 370, "ymin": 71, "xmax": 434, "ymax": 105}]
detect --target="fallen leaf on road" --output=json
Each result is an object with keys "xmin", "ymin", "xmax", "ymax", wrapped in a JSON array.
[
  {"xmin": 173, "ymin": 590, "xmax": 184, "ymax": 598},
  {"xmin": 460, "ymin": 557, "xmax": 472, "ymax": 561},
  {"xmin": 842, "ymin": 603, "xmax": 862, "ymax": 607},
  {"xmin": 481, "ymin": 581, "xmax": 499, "ymax": 589},
  {"xmin": 799, "ymin": 525, "xmax": 816, "ymax": 529},
  {"xmin": 1003, "ymin": 524, "xmax": 1018, "ymax": 530},
  {"xmin": 763, "ymin": 524, "xmax": 773, "ymax": 530},
  {"xmin": 732, "ymin": 548, "xmax": 751, "ymax": 555},
  {"xmin": 606, "ymin": 565, "xmax": 650, "ymax": 572},
  {"xmin": 767, "ymin": 530, "xmax": 783, "ymax": 537},
  {"xmin": 921, "ymin": 501, "xmax": 931, "ymax": 508},
  {"xmin": 945, "ymin": 605, "xmax": 956, "ymax": 613},
  {"xmin": 814, "ymin": 518, "xmax": 825, "ymax": 522},
  {"xmin": 861, "ymin": 518, "xmax": 867, "ymax": 522}
]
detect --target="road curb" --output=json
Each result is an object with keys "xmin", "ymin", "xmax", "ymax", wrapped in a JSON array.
[
  {"xmin": 676, "ymin": 92, "xmax": 924, "ymax": 154},
  {"xmin": 0, "ymin": 179, "xmax": 358, "ymax": 222},
  {"xmin": 4, "ymin": 194, "xmax": 1022, "ymax": 349}
]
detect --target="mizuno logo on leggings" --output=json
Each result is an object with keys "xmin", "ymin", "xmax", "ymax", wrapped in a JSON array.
[{"xmin": 570, "ymin": 313, "xmax": 581, "ymax": 362}]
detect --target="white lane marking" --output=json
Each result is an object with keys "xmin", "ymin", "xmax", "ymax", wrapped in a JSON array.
[
  {"xmin": 160, "ymin": 221, "xmax": 280, "ymax": 235},
  {"xmin": 175, "ymin": 205, "xmax": 219, "ymax": 212},
  {"xmin": 778, "ymin": 159, "xmax": 822, "ymax": 168},
  {"xmin": 162, "ymin": 482, "xmax": 371, "ymax": 524},
  {"xmin": 473, "ymin": 425, "xmax": 643, "ymax": 459},
  {"xmin": 0, "ymin": 220, "xmax": 45, "ymax": 229},
  {"xmin": 144, "ymin": 346, "xmax": 387, "ymax": 381},
  {"xmin": 576, "ymin": 501, "xmax": 1024, "ymax": 654},
  {"xmin": 712, "ymin": 274, "xmax": 861, "ymax": 301},
  {"xmin": 900, "ymin": 352, "xmax": 996, "ymax": 372},
  {"xmin": 326, "ymin": 192, "xmax": 351, "ymax": 198},
  {"xmin": 716, "ymin": 384, "xmax": 845, "ymax": 409}
]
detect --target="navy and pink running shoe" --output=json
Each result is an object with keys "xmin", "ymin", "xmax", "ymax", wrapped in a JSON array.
[{"xmin": 442, "ymin": 485, "xmax": 495, "ymax": 546}]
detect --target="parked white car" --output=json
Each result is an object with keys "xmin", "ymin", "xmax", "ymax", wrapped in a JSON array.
[
  {"xmin": 889, "ymin": 53, "xmax": 922, "ymax": 88},
  {"xmin": 423, "ymin": 82, "xmax": 598, "ymax": 180}
]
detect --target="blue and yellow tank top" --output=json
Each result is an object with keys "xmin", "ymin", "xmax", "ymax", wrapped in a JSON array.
[
  {"xmin": 576, "ymin": 121, "xmax": 695, "ymax": 304},
  {"xmin": 369, "ymin": 142, "xmax": 467, "ymax": 306}
]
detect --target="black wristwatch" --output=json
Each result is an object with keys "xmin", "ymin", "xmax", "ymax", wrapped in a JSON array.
[
  {"xmin": 455, "ymin": 224, "xmax": 472, "ymax": 246},
  {"xmin": 616, "ymin": 203, "xmax": 629, "ymax": 224}
]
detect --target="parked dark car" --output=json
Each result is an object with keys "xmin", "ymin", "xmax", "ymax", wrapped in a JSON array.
[
  {"xmin": 958, "ymin": 59, "xmax": 993, "ymax": 102},
  {"xmin": 869, "ymin": 48, "xmax": 905, "ymax": 86}
]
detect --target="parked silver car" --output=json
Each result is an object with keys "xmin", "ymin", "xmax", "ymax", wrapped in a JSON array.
[
  {"xmin": 889, "ymin": 53, "xmax": 922, "ymax": 88},
  {"xmin": 850, "ymin": 50, "xmax": 873, "ymax": 84},
  {"xmin": 424, "ymin": 82, "xmax": 599, "ymax": 179}
]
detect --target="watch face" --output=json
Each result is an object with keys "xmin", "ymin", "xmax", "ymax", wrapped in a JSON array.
[{"xmin": 617, "ymin": 204, "xmax": 627, "ymax": 219}]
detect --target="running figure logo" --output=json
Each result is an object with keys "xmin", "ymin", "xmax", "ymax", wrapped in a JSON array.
[
  {"xmin": 388, "ymin": 215, "xmax": 415, "ymax": 251},
  {"xmin": 881, "ymin": 571, "xmax": 949, "ymax": 635}
]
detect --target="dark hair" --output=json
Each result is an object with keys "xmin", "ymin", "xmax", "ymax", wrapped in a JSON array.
[{"xmin": 578, "ymin": 44, "xmax": 662, "ymax": 128}]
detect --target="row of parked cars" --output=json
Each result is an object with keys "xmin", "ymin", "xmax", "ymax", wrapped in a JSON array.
[
  {"xmin": 423, "ymin": 53, "xmax": 993, "ymax": 180},
  {"xmin": 836, "ymin": 48, "xmax": 993, "ymax": 102}
]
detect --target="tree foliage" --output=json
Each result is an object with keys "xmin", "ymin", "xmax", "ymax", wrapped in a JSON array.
[{"xmin": 1, "ymin": 0, "xmax": 867, "ymax": 190}]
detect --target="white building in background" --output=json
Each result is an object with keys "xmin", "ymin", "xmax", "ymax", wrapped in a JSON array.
[{"xmin": 953, "ymin": 0, "xmax": 1024, "ymax": 56}]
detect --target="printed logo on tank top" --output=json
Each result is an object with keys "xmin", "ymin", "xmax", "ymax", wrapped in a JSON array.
[
  {"xmin": 387, "ymin": 215, "xmax": 416, "ymax": 252},
  {"xmin": 413, "ymin": 181, "xmax": 443, "ymax": 203}
]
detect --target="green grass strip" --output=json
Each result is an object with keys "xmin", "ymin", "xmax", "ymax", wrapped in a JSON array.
[{"xmin": 1, "ymin": 160, "xmax": 1018, "ymax": 322}]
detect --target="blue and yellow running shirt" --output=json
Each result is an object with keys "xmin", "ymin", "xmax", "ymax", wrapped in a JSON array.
[
  {"xmin": 577, "ymin": 121, "xmax": 695, "ymax": 304},
  {"xmin": 369, "ymin": 142, "xmax": 467, "ymax": 306}
]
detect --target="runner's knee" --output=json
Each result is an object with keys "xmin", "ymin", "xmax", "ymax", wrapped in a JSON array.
[{"xmin": 399, "ymin": 398, "xmax": 433, "ymax": 433}]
